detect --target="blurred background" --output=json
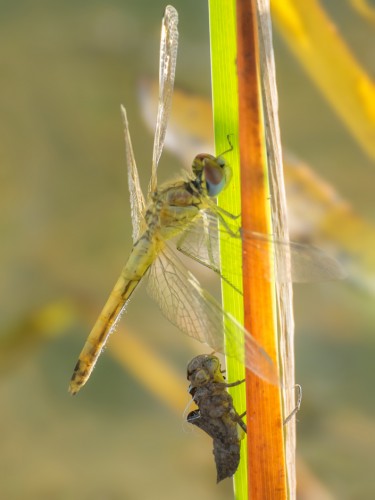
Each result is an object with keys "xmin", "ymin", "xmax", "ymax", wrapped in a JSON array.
[{"xmin": 1, "ymin": 0, "xmax": 375, "ymax": 498}]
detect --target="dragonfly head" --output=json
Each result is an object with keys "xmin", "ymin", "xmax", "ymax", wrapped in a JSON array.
[{"xmin": 192, "ymin": 153, "xmax": 232, "ymax": 198}]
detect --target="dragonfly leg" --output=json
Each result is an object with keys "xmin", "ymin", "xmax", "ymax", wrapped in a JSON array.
[
  {"xmin": 215, "ymin": 204, "xmax": 241, "ymax": 223},
  {"xmin": 234, "ymin": 411, "xmax": 247, "ymax": 434},
  {"xmin": 283, "ymin": 384, "xmax": 302, "ymax": 425},
  {"xmin": 221, "ymin": 379, "xmax": 246, "ymax": 388}
]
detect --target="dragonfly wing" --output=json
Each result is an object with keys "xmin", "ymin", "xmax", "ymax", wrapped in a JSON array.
[
  {"xmin": 177, "ymin": 209, "xmax": 345, "ymax": 283},
  {"xmin": 240, "ymin": 228, "xmax": 346, "ymax": 282},
  {"xmin": 121, "ymin": 105, "xmax": 146, "ymax": 243},
  {"xmin": 149, "ymin": 5, "xmax": 179, "ymax": 195},
  {"xmin": 176, "ymin": 209, "xmax": 245, "ymax": 293},
  {"xmin": 146, "ymin": 245, "xmax": 278, "ymax": 385},
  {"xmin": 177, "ymin": 210, "xmax": 221, "ymax": 276}
]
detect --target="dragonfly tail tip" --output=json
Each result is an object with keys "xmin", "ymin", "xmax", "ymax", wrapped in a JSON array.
[{"xmin": 68, "ymin": 373, "xmax": 83, "ymax": 395}]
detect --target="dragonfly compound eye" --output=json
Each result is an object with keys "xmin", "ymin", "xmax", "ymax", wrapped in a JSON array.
[
  {"xmin": 204, "ymin": 156, "xmax": 231, "ymax": 197},
  {"xmin": 192, "ymin": 153, "xmax": 214, "ymax": 176},
  {"xmin": 192, "ymin": 154, "xmax": 231, "ymax": 197}
]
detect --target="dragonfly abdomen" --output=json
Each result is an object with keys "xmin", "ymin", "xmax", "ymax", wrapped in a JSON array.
[{"xmin": 69, "ymin": 237, "xmax": 158, "ymax": 395}]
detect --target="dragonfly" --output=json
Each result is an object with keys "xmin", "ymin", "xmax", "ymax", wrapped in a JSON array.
[{"xmin": 69, "ymin": 5, "xmax": 344, "ymax": 395}]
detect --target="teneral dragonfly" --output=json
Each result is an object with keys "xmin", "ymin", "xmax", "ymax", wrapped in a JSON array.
[{"xmin": 69, "ymin": 5, "xmax": 343, "ymax": 395}]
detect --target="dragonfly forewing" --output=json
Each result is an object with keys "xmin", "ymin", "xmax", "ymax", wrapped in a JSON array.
[
  {"xmin": 150, "ymin": 5, "xmax": 178, "ymax": 195},
  {"xmin": 121, "ymin": 105, "xmax": 146, "ymax": 243}
]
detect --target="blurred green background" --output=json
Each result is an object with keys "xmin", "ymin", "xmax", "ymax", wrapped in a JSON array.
[{"xmin": 1, "ymin": 0, "xmax": 375, "ymax": 498}]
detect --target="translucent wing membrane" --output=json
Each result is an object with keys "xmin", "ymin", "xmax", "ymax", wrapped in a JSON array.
[
  {"xmin": 147, "ymin": 246, "xmax": 221, "ymax": 350},
  {"xmin": 176, "ymin": 209, "xmax": 345, "ymax": 284},
  {"xmin": 147, "ymin": 245, "xmax": 279, "ymax": 385},
  {"xmin": 121, "ymin": 105, "xmax": 146, "ymax": 243},
  {"xmin": 149, "ymin": 5, "xmax": 179, "ymax": 195}
]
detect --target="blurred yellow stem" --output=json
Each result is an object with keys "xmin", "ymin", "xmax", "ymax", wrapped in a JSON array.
[{"xmin": 272, "ymin": 0, "xmax": 375, "ymax": 160}]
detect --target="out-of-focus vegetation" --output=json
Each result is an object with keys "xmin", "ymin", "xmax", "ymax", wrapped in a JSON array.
[{"xmin": 1, "ymin": 1, "xmax": 375, "ymax": 498}]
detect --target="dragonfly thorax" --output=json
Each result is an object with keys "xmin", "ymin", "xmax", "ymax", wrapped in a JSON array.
[{"xmin": 192, "ymin": 153, "xmax": 231, "ymax": 198}]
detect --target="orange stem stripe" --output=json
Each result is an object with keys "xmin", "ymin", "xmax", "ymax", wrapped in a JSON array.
[{"xmin": 236, "ymin": 0, "xmax": 287, "ymax": 498}]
